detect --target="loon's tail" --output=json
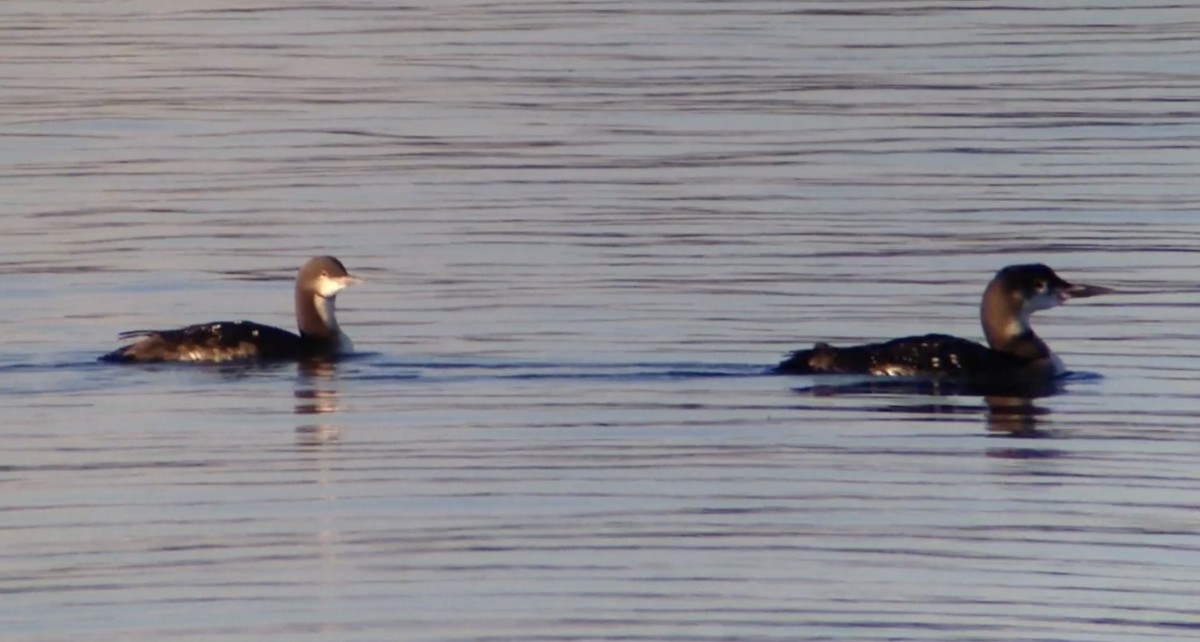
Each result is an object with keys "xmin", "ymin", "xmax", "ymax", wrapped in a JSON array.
[{"xmin": 775, "ymin": 342, "xmax": 850, "ymax": 374}]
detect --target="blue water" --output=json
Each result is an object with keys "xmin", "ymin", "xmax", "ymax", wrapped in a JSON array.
[{"xmin": 3, "ymin": 1, "xmax": 1200, "ymax": 640}]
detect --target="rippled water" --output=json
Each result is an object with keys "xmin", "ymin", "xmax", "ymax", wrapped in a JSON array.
[{"xmin": 4, "ymin": 1, "xmax": 1200, "ymax": 640}]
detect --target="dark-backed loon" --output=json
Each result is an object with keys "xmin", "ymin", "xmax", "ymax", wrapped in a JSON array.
[
  {"xmin": 100, "ymin": 256, "xmax": 361, "ymax": 363},
  {"xmin": 775, "ymin": 264, "xmax": 1112, "ymax": 388}
]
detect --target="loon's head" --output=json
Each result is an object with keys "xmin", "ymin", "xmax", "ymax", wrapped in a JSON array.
[
  {"xmin": 991, "ymin": 264, "xmax": 1111, "ymax": 314},
  {"xmin": 981, "ymin": 263, "xmax": 1111, "ymax": 352},
  {"xmin": 295, "ymin": 256, "xmax": 362, "ymax": 340},
  {"xmin": 299, "ymin": 255, "xmax": 362, "ymax": 299}
]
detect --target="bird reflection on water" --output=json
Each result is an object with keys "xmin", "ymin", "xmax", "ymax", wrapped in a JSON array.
[
  {"xmin": 295, "ymin": 360, "xmax": 343, "ymax": 446},
  {"xmin": 793, "ymin": 374, "xmax": 1091, "ymax": 444}
]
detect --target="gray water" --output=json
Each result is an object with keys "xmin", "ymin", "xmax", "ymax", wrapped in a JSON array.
[{"xmin": 4, "ymin": 1, "xmax": 1200, "ymax": 640}]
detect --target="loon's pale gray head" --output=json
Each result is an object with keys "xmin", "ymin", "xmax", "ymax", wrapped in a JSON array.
[
  {"xmin": 300, "ymin": 255, "xmax": 361, "ymax": 298},
  {"xmin": 980, "ymin": 263, "xmax": 1111, "ymax": 355},
  {"xmin": 295, "ymin": 256, "xmax": 361, "ymax": 340}
]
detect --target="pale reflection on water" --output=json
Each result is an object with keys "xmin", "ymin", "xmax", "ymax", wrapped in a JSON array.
[
  {"xmin": 3, "ymin": 1, "xmax": 1200, "ymax": 641},
  {"xmin": 295, "ymin": 362, "xmax": 344, "ymax": 445}
]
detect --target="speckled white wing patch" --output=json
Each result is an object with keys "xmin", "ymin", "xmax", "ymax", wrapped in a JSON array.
[{"xmin": 870, "ymin": 364, "xmax": 916, "ymax": 377}]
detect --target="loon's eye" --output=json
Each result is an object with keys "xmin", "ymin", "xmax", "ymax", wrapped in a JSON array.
[
  {"xmin": 320, "ymin": 270, "xmax": 328, "ymax": 277},
  {"xmin": 1033, "ymin": 280, "xmax": 1047, "ymax": 292}
]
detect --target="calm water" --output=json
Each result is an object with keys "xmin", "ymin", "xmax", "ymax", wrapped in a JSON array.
[{"xmin": 4, "ymin": 1, "xmax": 1200, "ymax": 640}]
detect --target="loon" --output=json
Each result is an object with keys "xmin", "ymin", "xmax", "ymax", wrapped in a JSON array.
[
  {"xmin": 775, "ymin": 264, "xmax": 1112, "ymax": 388},
  {"xmin": 100, "ymin": 256, "xmax": 361, "ymax": 363}
]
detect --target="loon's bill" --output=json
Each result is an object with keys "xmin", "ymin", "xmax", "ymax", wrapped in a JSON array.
[
  {"xmin": 775, "ymin": 264, "xmax": 1112, "ymax": 388},
  {"xmin": 100, "ymin": 255, "xmax": 361, "ymax": 363}
]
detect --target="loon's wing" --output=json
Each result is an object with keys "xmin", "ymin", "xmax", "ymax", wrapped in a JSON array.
[
  {"xmin": 776, "ymin": 333, "xmax": 1025, "ymax": 377},
  {"xmin": 101, "ymin": 321, "xmax": 301, "ymax": 363}
]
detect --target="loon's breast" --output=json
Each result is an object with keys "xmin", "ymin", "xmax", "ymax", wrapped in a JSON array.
[{"xmin": 100, "ymin": 321, "xmax": 309, "ymax": 363}]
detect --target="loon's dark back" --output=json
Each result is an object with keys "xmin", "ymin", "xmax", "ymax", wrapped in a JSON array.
[
  {"xmin": 99, "ymin": 321, "xmax": 312, "ymax": 363},
  {"xmin": 776, "ymin": 333, "xmax": 1031, "ymax": 378}
]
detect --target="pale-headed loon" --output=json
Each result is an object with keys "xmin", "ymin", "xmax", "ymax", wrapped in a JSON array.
[{"xmin": 101, "ymin": 256, "xmax": 361, "ymax": 363}]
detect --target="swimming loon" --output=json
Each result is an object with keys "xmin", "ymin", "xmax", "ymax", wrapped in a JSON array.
[
  {"xmin": 775, "ymin": 264, "xmax": 1112, "ymax": 387},
  {"xmin": 100, "ymin": 256, "xmax": 361, "ymax": 363}
]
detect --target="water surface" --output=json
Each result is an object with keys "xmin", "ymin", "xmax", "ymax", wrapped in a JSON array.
[{"xmin": 3, "ymin": 1, "xmax": 1200, "ymax": 640}]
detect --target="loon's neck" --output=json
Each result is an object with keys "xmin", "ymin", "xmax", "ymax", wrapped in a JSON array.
[
  {"xmin": 296, "ymin": 286, "xmax": 337, "ymax": 338},
  {"xmin": 980, "ymin": 283, "xmax": 1051, "ymax": 362},
  {"xmin": 296, "ymin": 285, "xmax": 354, "ymax": 354}
]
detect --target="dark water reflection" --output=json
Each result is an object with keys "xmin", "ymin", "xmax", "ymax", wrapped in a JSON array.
[
  {"xmin": 3, "ymin": 1, "xmax": 1200, "ymax": 641},
  {"xmin": 984, "ymin": 395, "xmax": 1054, "ymax": 438},
  {"xmin": 794, "ymin": 372, "xmax": 1075, "ymax": 434}
]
